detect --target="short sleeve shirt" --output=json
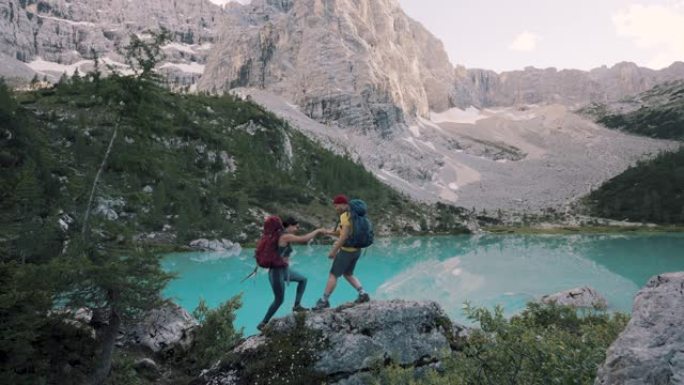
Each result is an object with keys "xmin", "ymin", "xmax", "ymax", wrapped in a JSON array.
[{"xmin": 338, "ymin": 212, "xmax": 358, "ymax": 252}]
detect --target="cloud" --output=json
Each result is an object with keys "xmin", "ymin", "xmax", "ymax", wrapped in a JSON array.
[
  {"xmin": 508, "ymin": 31, "xmax": 540, "ymax": 52},
  {"xmin": 613, "ymin": 3, "xmax": 684, "ymax": 68}
]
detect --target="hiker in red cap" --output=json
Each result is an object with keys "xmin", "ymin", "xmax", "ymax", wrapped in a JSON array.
[{"xmin": 314, "ymin": 194, "xmax": 370, "ymax": 309}]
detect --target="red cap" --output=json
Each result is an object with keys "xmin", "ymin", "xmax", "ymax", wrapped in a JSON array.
[{"xmin": 332, "ymin": 194, "xmax": 349, "ymax": 205}]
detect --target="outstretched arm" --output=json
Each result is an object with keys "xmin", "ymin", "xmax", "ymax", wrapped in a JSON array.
[
  {"xmin": 324, "ymin": 228, "xmax": 340, "ymax": 237},
  {"xmin": 280, "ymin": 228, "xmax": 324, "ymax": 244},
  {"xmin": 328, "ymin": 224, "xmax": 350, "ymax": 258}
]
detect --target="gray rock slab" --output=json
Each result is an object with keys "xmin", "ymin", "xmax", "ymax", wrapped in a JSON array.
[
  {"xmin": 126, "ymin": 302, "xmax": 198, "ymax": 356},
  {"xmin": 595, "ymin": 272, "xmax": 684, "ymax": 385}
]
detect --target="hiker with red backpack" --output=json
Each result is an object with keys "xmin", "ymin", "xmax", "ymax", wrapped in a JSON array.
[
  {"xmin": 256, "ymin": 216, "xmax": 325, "ymax": 331},
  {"xmin": 314, "ymin": 194, "xmax": 374, "ymax": 310}
]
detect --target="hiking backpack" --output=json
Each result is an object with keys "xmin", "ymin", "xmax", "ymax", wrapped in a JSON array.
[
  {"xmin": 254, "ymin": 216, "xmax": 287, "ymax": 268},
  {"xmin": 344, "ymin": 199, "xmax": 374, "ymax": 248}
]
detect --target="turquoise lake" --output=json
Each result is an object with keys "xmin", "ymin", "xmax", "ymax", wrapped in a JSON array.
[{"xmin": 162, "ymin": 233, "xmax": 684, "ymax": 335}]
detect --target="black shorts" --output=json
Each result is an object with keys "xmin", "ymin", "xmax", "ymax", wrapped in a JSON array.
[{"xmin": 330, "ymin": 249, "xmax": 362, "ymax": 278}]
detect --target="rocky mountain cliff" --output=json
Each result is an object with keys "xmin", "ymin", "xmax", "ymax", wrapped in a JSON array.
[
  {"xmin": 2, "ymin": 0, "xmax": 682, "ymax": 211},
  {"xmin": 196, "ymin": 0, "xmax": 684, "ymax": 135},
  {"xmin": 198, "ymin": 0, "xmax": 456, "ymax": 135},
  {"xmin": 455, "ymin": 62, "xmax": 684, "ymax": 108},
  {"xmin": 236, "ymin": 88, "xmax": 678, "ymax": 212},
  {"xmin": 4, "ymin": 0, "xmax": 684, "ymax": 128},
  {"xmin": 0, "ymin": 0, "xmax": 222, "ymax": 86}
]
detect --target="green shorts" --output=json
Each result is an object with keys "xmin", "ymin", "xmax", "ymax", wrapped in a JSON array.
[{"xmin": 330, "ymin": 249, "xmax": 362, "ymax": 278}]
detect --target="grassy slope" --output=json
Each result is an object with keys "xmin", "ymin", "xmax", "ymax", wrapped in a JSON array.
[{"xmin": 1, "ymin": 76, "xmax": 468, "ymax": 261}]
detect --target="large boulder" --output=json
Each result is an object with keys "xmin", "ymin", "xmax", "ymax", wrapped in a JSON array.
[
  {"xmin": 298, "ymin": 300, "xmax": 452, "ymax": 376},
  {"xmin": 541, "ymin": 286, "xmax": 608, "ymax": 309},
  {"xmin": 196, "ymin": 300, "xmax": 457, "ymax": 385},
  {"xmin": 125, "ymin": 302, "xmax": 198, "ymax": 357},
  {"xmin": 595, "ymin": 272, "xmax": 684, "ymax": 385}
]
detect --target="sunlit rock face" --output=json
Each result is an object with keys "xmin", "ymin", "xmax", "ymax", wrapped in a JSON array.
[{"xmin": 199, "ymin": 0, "xmax": 456, "ymax": 134}]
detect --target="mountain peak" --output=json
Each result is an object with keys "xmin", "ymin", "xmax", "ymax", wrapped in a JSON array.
[{"xmin": 198, "ymin": 0, "xmax": 456, "ymax": 133}]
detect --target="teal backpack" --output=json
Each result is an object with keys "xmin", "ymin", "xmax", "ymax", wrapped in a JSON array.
[{"xmin": 343, "ymin": 199, "xmax": 374, "ymax": 248}]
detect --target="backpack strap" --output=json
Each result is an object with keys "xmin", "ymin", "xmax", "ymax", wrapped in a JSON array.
[
  {"xmin": 240, "ymin": 266, "xmax": 258, "ymax": 283},
  {"xmin": 240, "ymin": 260, "xmax": 259, "ymax": 283}
]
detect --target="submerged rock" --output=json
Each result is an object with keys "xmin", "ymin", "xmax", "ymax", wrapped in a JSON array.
[
  {"xmin": 595, "ymin": 272, "xmax": 684, "ymax": 385},
  {"xmin": 541, "ymin": 286, "xmax": 608, "ymax": 309},
  {"xmin": 196, "ymin": 300, "xmax": 457, "ymax": 385}
]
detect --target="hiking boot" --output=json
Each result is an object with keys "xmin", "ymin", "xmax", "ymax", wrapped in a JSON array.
[
  {"xmin": 256, "ymin": 322, "xmax": 266, "ymax": 332},
  {"xmin": 355, "ymin": 293, "xmax": 370, "ymax": 304},
  {"xmin": 292, "ymin": 304, "xmax": 308, "ymax": 312},
  {"xmin": 313, "ymin": 298, "xmax": 330, "ymax": 310}
]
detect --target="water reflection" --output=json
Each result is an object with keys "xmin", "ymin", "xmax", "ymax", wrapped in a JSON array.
[{"xmin": 163, "ymin": 233, "xmax": 684, "ymax": 334}]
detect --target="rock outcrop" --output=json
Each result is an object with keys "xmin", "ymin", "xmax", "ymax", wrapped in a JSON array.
[
  {"xmin": 541, "ymin": 286, "xmax": 608, "ymax": 309},
  {"xmin": 199, "ymin": 0, "xmax": 456, "ymax": 135},
  {"xmin": 195, "ymin": 300, "xmax": 461, "ymax": 385},
  {"xmin": 595, "ymin": 272, "xmax": 684, "ymax": 385},
  {"xmin": 125, "ymin": 302, "xmax": 198, "ymax": 357}
]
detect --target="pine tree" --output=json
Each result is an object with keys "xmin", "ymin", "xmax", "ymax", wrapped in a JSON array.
[
  {"xmin": 71, "ymin": 31, "xmax": 172, "ymax": 385},
  {"xmin": 72, "ymin": 68, "xmax": 81, "ymax": 84}
]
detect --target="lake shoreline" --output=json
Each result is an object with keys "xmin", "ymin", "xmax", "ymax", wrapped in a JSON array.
[
  {"xmin": 483, "ymin": 224, "xmax": 684, "ymax": 235},
  {"xmin": 147, "ymin": 224, "xmax": 684, "ymax": 253}
]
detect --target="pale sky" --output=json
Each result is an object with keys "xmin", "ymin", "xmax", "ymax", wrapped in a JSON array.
[{"xmin": 213, "ymin": 0, "xmax": 684, "ymax": 72}]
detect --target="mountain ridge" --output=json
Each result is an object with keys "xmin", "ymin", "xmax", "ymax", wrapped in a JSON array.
[{"xmin": 0, "ymin": 0, "xmax": 223, "ymax": 86}]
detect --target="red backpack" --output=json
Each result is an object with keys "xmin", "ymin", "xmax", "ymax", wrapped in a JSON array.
[{"xmin": 255, "ymin": 216, "xmax": 287, "ymax": 268}]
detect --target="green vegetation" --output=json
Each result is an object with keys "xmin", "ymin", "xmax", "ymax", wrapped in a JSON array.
[
  {"xmin": 0, "ymin": 32, "xmax": 469, "ymax": 384},
  {"xmin": 104, "ymin": 354, "xmax": 149, "ymax": 385},
  {"xmin": 189, "ymin": 296, "xmax": 243, "ymax": 370},
  {"xmin": 1, "ymin": 34, "xmax": 175, "ymax": 384},
  {"xmin": 585, "ymin": 148, "xmax": 684, "ymax": 224},
  {"xmin": 373, "ymin": 303, "xmax": 629, "ymax": 385},
  {"xmin": 579, "ymin": 81, "xmax": 684, "ymax": 225},
  {"xmin": 3, "ymin": 67, "xmax": 467, "ymax": 249}
]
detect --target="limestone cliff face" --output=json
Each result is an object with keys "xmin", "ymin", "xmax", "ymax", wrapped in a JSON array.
[
  {"xmin": 0, "ymin": 0, "xmax": 223, "ymax": 85},
  {"xmin": 198, "ymin": 0, "xmax": 456, "ymax": 134},
  {"xmin": 595, "ymin": 272, "xmax": 684, "ymax": 385},
  {"xmin": 454, "ymin": 62, "xmax": 684, "ymax": 108},
  {"xmin": 0, "ymin": 0, "xmax": 34, "ymax": 62}
]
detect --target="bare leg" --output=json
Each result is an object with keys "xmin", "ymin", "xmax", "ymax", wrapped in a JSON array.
[
  {"xmin": 343, "ymin": 274, "xmax": 362, "ymax": 290},
  {"xmin": 324, "ymin": 273, "xmax": 338, "ymax": 296}
]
